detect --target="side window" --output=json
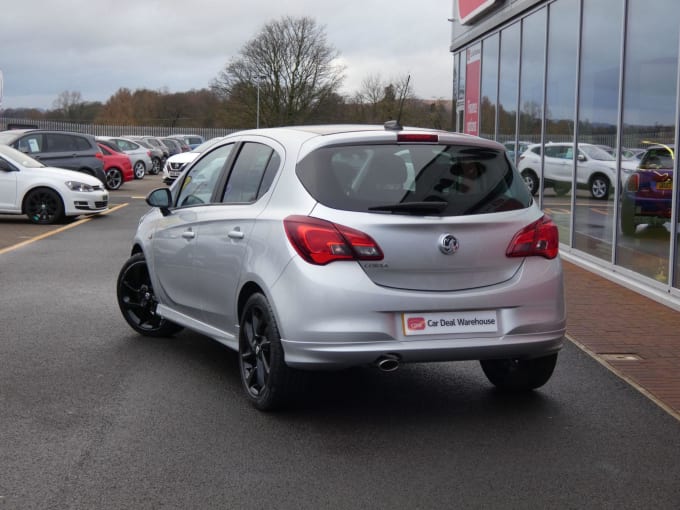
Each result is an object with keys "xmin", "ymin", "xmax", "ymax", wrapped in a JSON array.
[
  {"xmin": 222, "ymin": 143, "xmax": 279, "ymax": 203},
  {"xmin": 564, "ymin": 147, "xmax": 574, "ymax": 160},
  {"xmin": 74, "ymin": 136, "xmax": 92, "ymax": 151},
  {"xmin": 45, "ymin": 134, "xmax": 77, "ymax": 152},
  {"xmin": 176, "ymin": 143, "xmax": 234, "ymax": 207},
  {"xmin": 544, "ymin": 146, "xmax": 561, "ymax": 158},
  {"xmin": 17, "ymin": 135, "xmax": 43, "ymax": 154}
]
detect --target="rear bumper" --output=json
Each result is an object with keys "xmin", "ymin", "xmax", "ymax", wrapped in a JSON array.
[
  {"xmin": 270, "ymin": 255, "xmax": 566, "ymax": 370},
  {"xmin": 282, "ymin": 332, "xmax": 565, "ymax": 370}
]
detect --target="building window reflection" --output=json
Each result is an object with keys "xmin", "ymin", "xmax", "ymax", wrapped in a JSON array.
[
  {"xmin": 453, "ymin": 0, "xmax": 679, "ymax": 297},
  {"xmin": 573, "ymin": 0, "xmax": 623, "ymax": 262},
  {"xmin": 617, "ymin": 0, "xmax": 678, "ymax": 284}
]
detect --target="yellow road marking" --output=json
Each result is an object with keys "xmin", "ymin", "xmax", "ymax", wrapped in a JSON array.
[{"xmin": 0, "ymin": 203, "xmax": 129, "ymax": 256}]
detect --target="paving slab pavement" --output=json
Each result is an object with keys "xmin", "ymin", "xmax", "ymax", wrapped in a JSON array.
[{"xmin": 563, "ymin": 261, "xmax": 680, "ymax": 421}]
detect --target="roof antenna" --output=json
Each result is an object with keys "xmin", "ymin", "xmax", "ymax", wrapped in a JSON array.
[{"xmin": 384, "ymin": 74, "xmax": 410, "ymax": 131}]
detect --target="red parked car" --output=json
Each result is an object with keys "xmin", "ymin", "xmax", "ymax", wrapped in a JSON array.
[{"xmin": 98, "ymin": 143, "xmax": 134, "ymax": 190}]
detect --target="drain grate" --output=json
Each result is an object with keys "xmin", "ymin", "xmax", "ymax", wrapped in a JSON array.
[{"xmin": 600, "ymin": 353, "xmax": 642, "ymax": 361}]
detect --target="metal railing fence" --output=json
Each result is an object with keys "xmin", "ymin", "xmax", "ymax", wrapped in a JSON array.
[{"xmin": 0, "ymin": 116, "xmax": 239, "ymax": 140}]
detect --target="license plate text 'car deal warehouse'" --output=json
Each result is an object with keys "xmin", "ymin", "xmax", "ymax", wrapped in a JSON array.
[{"xmin": 402, "ymin": 311, "xmax": 498, "ymax": 336}]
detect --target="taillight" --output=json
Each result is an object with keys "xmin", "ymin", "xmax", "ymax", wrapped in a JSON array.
[
  {"xmin": 506, "ymin": 215, "xmax": 559, "ymax": 259},
  {"xmin": 625, "ymin": 174, "xmax": 640, "ymax": 192},
  {"xmin": 284, "ymin": 215, "xmax": 383, "ymax": 265},
  {"xmin": 95, "ymin": 152, "xmax": 103, "ymax": 160}
]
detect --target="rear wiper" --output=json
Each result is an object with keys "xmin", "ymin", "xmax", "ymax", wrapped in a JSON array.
[{"xmin": 368, "ymin": 201, "xmax": 448, "ymax": 214}]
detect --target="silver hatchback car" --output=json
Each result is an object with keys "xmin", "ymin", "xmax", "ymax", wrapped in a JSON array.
[{"xmin": 117, "ymin": 124, "xmax": 566, "ymax": 410}]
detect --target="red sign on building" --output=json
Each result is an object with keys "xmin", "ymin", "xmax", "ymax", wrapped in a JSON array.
[
  {"xmin": 457, "ymin": 0, "xmax": 500, "ymax": 25},
  {"xmin": 464, "ymin": 45, "xmax": 481, "ymax": 136}
]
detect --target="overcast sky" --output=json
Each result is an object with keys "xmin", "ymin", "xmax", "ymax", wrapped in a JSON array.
[{"xmin": 0, "ymin": 1, "xmax": 454, "ymax": 110}]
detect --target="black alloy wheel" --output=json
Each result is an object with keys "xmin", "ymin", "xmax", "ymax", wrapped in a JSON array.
[
  {"xmin": 521, "ymin": 169, "xmax": 539, "ymax": 196},
  {"xmin": 106, "ymin": 168, "xmax": 123, "ymax": 190},
  {"xmin": 116, "ymin": 253, "xmax": 183, "ymax": 337},
  {"xmin": 553, "ymin": 181, "xmax": 571, "ymax": 196},
  {"xmin": 239, "ymin": 293, "xmax": 299, "ymax": 411},
  {"xmin": 480, "ymin": 353, "xmax": 558, "ymax": 392},
  {"xmin": 24, "ymin": 187, "xmax": 64, "ymax": 224}
]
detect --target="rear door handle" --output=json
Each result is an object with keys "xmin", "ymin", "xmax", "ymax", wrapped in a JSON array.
[
  {"xmin": 228, "ymin": 228, "xmax": 244, "ymax": 239},
  {"xmin": 181, "ymin": 229, "xmax": 196, "ymax": 240}
]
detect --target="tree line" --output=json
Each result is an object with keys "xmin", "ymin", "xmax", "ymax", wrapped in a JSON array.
[{"xmin": 3, "ymin": 16, "xmax": 452, "ymax": 131}]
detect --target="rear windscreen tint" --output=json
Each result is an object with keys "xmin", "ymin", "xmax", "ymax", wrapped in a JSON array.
[
  {"xmin": 296, "ymin": 144, "xmax": 532, "ymax": 216},
  {"xmin": 640, "ymin": 147, "xmax": 674, "ymax": 169}
]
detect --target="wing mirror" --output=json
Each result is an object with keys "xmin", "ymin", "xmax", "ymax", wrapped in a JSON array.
[{"xmin": 146, "ymin": 188, "xmax": 173, "ymax": 216}]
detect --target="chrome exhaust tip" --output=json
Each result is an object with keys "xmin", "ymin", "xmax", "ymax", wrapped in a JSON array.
[{"xmin": 375, "ymin": 354, "xmax": 400, "ymax": 372}]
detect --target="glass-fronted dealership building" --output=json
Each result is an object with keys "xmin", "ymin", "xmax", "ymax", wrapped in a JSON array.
[{"xmin": 450, "ymin": 0, "xmax": 680, "ymax": 308}]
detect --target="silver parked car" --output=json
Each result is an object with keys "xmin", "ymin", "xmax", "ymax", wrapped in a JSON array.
[
  {"xmin": 96, "ymin": 137, "xmax": 153, "ymax": 179},
  {"xmin": 117, "ymin": 124, "xmax": 566, "ymax": 410}
]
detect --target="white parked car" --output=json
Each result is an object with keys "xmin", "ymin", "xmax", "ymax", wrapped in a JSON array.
[
  {"xmin": 517, "ymin": 142, "xmax": 617, "ymax": 199},
  {"xmin": 162, "ymin": 151, "xmax": 199, "ymax": 184},
  {"xmin": 0, "ymin": 144, "xmax": 108, "ymax": 224},
  {"xmin": 162, "ymin": 137, "xmax": 224, "ymax": 184}
]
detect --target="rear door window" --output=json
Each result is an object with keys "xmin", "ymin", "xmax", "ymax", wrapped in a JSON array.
[
  {"xmin": 297, "ymin": 144, "xmax": 531, "ymax": 216},
  {"xmin": 544, "ymin": 145, "xmax": 568, "ymax": 159},
  {"xmin": 222, "ymin": 142, "xmax": 281, "ymax": 203},
  {"xmin": 17, "ymin": 134, "xmax": 44, "ymax": 154}
]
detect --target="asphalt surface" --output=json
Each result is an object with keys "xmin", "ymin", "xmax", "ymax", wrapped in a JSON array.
[{"xmin": 1, "ymin": 178, "xmax": 680, "ymax": 509}]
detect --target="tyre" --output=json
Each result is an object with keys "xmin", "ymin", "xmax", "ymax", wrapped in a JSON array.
[
  {"xmin": 521, "ymin": 169, "xmax": 539, "ymax": 196},
  {"xmin": 480, "ymin": 353, "xmax": 558, "ymax": 392},
  {"xmin": 239, "ymin": 293, "xmax": 300, "ymax": 411},
  {"xmin": 620, "ymin": 199, "xmax": 637, "ymax": 236},
  {"xmin": 150, "ymin": 157, "xmax": 161, "ymax": 175},
  {"xmin": 553, "ymin": 181, "xmax": 571, "ymax": 196},
  {"xmin": 589, "ymin": 174, "xmax": 610, "ymax": 200},
  {"xmin": 116, "ymin": 253, "xmax": 183, "ymax": 337},
  {"xmin": 105, "ymin": 168, "xmax": 123, "ymax": 190},
  {"xmin": 24, "ymin": 187, "xmax": 64, "ymax": 224},
  {"xmin": 133, "ymin": 161, "xmax": 146, "ymax": 179}
]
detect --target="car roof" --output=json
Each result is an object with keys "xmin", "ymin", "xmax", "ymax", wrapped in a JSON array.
[
  {"xmin": 1, "ymin": 128, "xmax": 93, "ymax": 137},
  {"xmin": 219, "ymin": 125, "xmax": 505, "ymax": 156}
]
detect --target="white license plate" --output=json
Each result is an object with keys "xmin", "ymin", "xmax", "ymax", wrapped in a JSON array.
[
  {"xmin": 402, "ymin": 311, "xmax": 498, "ymax": 336},
  {"xmin": 170, "ymin": 171, "xmax": 182, "ymax": 177}
]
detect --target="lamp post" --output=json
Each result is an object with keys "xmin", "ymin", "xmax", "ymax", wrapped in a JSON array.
[
  {"xmin": 256, "ymin": 81, "xmax": 261, "ymax": 129},
  {"xmin": 256, "ymin": 75, "xmax": 265, "ymax": 129}
]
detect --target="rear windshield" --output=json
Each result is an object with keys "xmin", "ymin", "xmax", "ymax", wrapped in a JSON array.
[
  {"xmin": 640, "ymin": 147, "xmax": 674, "ymax": 169},
  {"xmin": 296, "ymin": 144, "xmax": 532, "ymax": 216}
]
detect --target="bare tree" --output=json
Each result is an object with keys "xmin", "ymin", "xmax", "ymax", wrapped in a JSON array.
[
  {"xmin": 52, "ymin": 90, "xmax": 84, "ymax": 121},
  {"xmin": 211, "ymin": 16, "xmax": 345, "ymax": 127},
  {"xmin": 350, "ymin": 74, "xmax": 415, "ymax": 124}
]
